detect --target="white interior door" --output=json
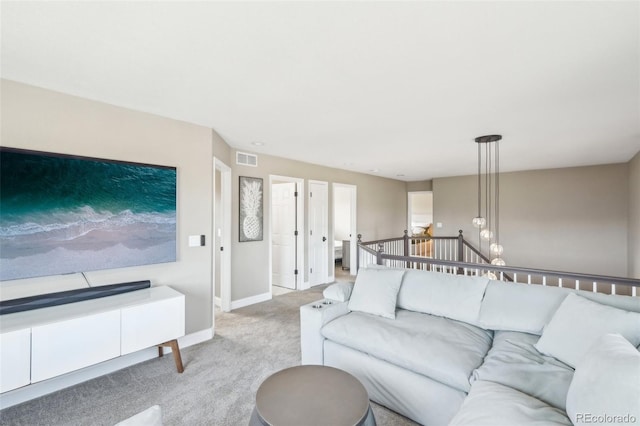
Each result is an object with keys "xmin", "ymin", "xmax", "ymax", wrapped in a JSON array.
[
  {"xmin": 309, "ymin": 181, "xmax": 329, "ymax": 286},
  {"xmin": 272, "ymin": 182, "xmax": 297, "ymax": 289}
]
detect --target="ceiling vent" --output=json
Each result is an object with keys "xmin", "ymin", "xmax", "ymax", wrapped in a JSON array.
[{"xmin": 236, "ymin": 152, "xmax": 258, "ymax": 167}]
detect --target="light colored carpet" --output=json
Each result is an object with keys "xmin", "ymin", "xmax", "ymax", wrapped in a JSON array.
[{"xmin": 0, "ymin": 285, "xmax": 417, "ymax": 426}]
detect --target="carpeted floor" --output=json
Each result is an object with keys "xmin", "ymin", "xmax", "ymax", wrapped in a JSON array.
[{"xmin": 0, "ymin": 285, "xmax": 417, "ymax": 426}]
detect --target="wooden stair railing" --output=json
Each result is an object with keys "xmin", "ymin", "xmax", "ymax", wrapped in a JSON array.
[{"xmin": 357, "ymin": 231, "xmax": 639, "ymax": 296}]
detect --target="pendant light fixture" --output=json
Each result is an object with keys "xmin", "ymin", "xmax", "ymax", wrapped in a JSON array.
[{"xmin": 472, "ymin": 134, "xmax": 505, "ymax": 266}]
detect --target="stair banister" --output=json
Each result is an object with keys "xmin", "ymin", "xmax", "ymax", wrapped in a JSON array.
[{"xmin": 357, "ymin": 231, "xmax": 639, "ymax": 295}]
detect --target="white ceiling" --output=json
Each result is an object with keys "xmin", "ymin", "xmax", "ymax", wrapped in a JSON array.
[{"xmin": 2, "ymin": 1, "xmax": 639, "ymax": 181}]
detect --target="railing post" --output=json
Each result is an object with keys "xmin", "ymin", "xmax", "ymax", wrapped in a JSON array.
[
  {"xmin": 457, "ymin": 230, "xmax": 464, "ymax": 275},
  {"xmin": 376, "ymin": 243, "xmax": 384, "ymax": 266},
  {"xmin": 403, "ymin": 230, "xmax": 410, "ymax": 268},
  {"xmin": 357, "ymin": 234, "xmax": 362, "ymax": 272}
]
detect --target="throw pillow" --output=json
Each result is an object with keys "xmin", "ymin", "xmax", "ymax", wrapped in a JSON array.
[
  {"xmin": 348, "ymin": 268, "xmax": 405, "ymax": 319},
  {"xmin": 566, "ymin": 334, "xmax": 640, "ymax": 426},
  {"xmin": 115, "ymin": 405, "xmax": 162, "ymax": 426},
  {"xmin": 535, "ymin": 293, "xmax": 640, "ymax": 368},
  {"xmin": 323, "ymin": 282, "xmax": 354, "ymax": 302}
]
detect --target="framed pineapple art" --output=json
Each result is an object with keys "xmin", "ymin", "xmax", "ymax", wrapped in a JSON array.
[{"xmin": 239, "ymin": 176, "xmax": 264, "ymax": 242}]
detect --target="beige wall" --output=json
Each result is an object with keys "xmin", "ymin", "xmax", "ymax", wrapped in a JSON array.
[
  {"xmin": 230, "ymin": 151, "xmax": 407, "ymax": 300},
  {"xmin": 629, "ymin": 151, "xmax": 640, "ymax": 278},
  {"xmin": 433, "ymin": 164, "xmax": 629, "ymax": 277},
  {"xmin": 213, "ymin": 128, "xmax": 232, "ymax": 166},
  {"xmin": 0, "ymin": 80, "xmax": 407, "ymax": 312},
  {"xmin": 0, "ymin": 80, "xmax": 214, "ymax": 334},
  {"xmin": 407, "ymin": 180, "xmax": 433, "ymax": 192}
]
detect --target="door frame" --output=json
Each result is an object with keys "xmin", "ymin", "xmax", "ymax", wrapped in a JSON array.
[
  {"xmin": 332, "ymin": 183, "xmax": 357, "ymax": 275},
  {"xmin": 214, "ymin": 157, "xmax": 232, "ymax": 313},
  {"xmin": 268, "ymin": 175, "xmax": 305, "ymax": 295},
  {"xmin": 308, "ymin": 180, "xmax": 330, "ymax": 287}
]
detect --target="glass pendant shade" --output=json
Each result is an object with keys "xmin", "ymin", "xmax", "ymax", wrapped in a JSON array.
[
  {"xmin": 482, "ymin": 271, "xmax": 498, "ymax": 280},
  {"xmin": 480, "ymin": 229, "xmax": 493, "ymax": 241},
  {"xmin": 491, "ymin": 257, "xmax": 506, "ymax": 266},
  {"xmin": 490, "ymin": 243, "xmax": 504, "ymax": 256},
  {"xmin": 472, "ymin": 217, "xmax": 486, "ymax": 228}
]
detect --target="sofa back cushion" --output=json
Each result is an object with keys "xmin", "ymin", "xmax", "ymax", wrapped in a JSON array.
[
  {"xmin": 478, "ymin": 280, "xmax": 640, "ymax": 335},
  {"xmin": 478, "ymin": 281, "xmax": 570, "ymax": 334},
  {"xmin": 396, "ymin": 269, "xmax": 489, "ymax": 324},
  {"xmin": 348, "ymin": 268, "xmax": 405, "ymax": 319}
]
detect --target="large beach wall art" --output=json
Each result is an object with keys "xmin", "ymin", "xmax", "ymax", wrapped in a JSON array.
[{"xmin": 0, "ymin": 148, "xmax": 177, "ymax": 281}]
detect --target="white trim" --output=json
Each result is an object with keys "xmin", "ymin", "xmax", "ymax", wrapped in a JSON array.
[
  {"xmin": 0, "ymin": 328, "xmax": 213, "ymax": 410},
  {"xmin": 268, "ymin": 175, "xmax": 305, "ymax": 296},
  {"xmin": 179, "ymin": 328, "xmax": 213, "ymax": 346},
  {"xmin": 214, "ymin": 157, "xmax": 232, "ymax": 313},
  {"xmin": 349, "ymin": 186, "xmax": 358, "ymax": 274},
  {"xmin": 215, "ymin": 296, "xmax": 221, "ymax": 308},
  {"xmin": 230, "ymin": 292, "xmax": 272, "ymax": 310}
]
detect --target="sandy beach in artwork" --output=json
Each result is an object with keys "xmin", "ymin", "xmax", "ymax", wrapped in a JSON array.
[
  {"xmin": 1, "ymin": 209, "xmax": 176, "ymax": 280},
  {"xmin": 0, "ymin": 240, "xmax": 176, "ymax": 281}
]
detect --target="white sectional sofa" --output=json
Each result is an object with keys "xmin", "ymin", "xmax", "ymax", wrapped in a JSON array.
[{"xmin": 300, "ymin": 267, "xmax": 640, "ymax": 426}]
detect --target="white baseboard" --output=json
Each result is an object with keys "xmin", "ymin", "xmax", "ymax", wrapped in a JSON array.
[
  {"xmin": 300, "ymin": 281, "xmax": 310, "ymax": 290},
  {"xmin": 230, "ymin": 292, "xmax": 271, "ymax": 310},
  {"xmin": 214, "ymin": 296, "xmax": 222, "ymax": 308},
  {"xmin": 179, "ymin": 328, "xmax": 213, "ymax": 348},
  {"xmin": 0, "ymin": 328, "xmax": 213, "ymax": 410}
]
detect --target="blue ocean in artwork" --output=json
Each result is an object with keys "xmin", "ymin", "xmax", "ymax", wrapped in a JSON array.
[{"xmin": 0, "ymin": 150, "xmax": 177, "ymax": 281}]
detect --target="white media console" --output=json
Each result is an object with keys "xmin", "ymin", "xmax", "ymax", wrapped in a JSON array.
[{"xmin": 0, "ymin": 285, "xmax": 185, "ymax": 395}]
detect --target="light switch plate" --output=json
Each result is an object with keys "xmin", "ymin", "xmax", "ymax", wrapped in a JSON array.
[{"xmin": 189, "ymin": 235, "xmax": 204, "ymax": 247}]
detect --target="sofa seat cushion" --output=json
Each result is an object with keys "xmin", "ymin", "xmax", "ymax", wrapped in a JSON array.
[
  {"xmin": 321, "ymin": 309, "xmax": 493, "ymax": 392},
  {"xmin": 448, "ymin": 380, "xmax": 572, "ymax": 426},
  {"xmin": 471, "ymin": 331, "xmax": 574, "ymax": 410}
]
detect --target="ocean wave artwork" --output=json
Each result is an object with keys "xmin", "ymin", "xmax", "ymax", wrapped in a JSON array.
[{"xmin": 0, "ymin": 148, "xmax": 177, "ymax": 281}]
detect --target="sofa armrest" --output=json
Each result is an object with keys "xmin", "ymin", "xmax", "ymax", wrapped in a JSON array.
[{"xmin": 300, "ymin": 299, "xmax": 349, "ymax": 365}]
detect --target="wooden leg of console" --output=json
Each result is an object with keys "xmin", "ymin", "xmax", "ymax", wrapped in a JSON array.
[{"xmin": 158, "ymin": 339, "xmax": 184, "ymax": 373}]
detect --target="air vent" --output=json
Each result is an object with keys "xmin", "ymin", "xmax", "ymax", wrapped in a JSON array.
[{"xmin": 236, "ymin": 151, "xmax": 258, "ymax": 167}]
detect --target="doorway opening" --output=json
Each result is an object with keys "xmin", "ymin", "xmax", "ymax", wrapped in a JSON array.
[
  {"xmin": 408, "ymin": 191, "xmax": 433, "ymax": 236},
  {"xmin": 269, "ymin": 175, "xmax": 304, "ymax": 296},
  {"xmin": 332, "ymin": 183, "xmax": 357, "ymax": 282},
  {"xmin": 213, "ymin": 158, "xmax": 232, "ymax": 316}
]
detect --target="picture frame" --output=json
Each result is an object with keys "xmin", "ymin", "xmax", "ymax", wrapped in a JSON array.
[{"xmin": 239, "ymin": 176, "xmax": 263, "ymax": 242}]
